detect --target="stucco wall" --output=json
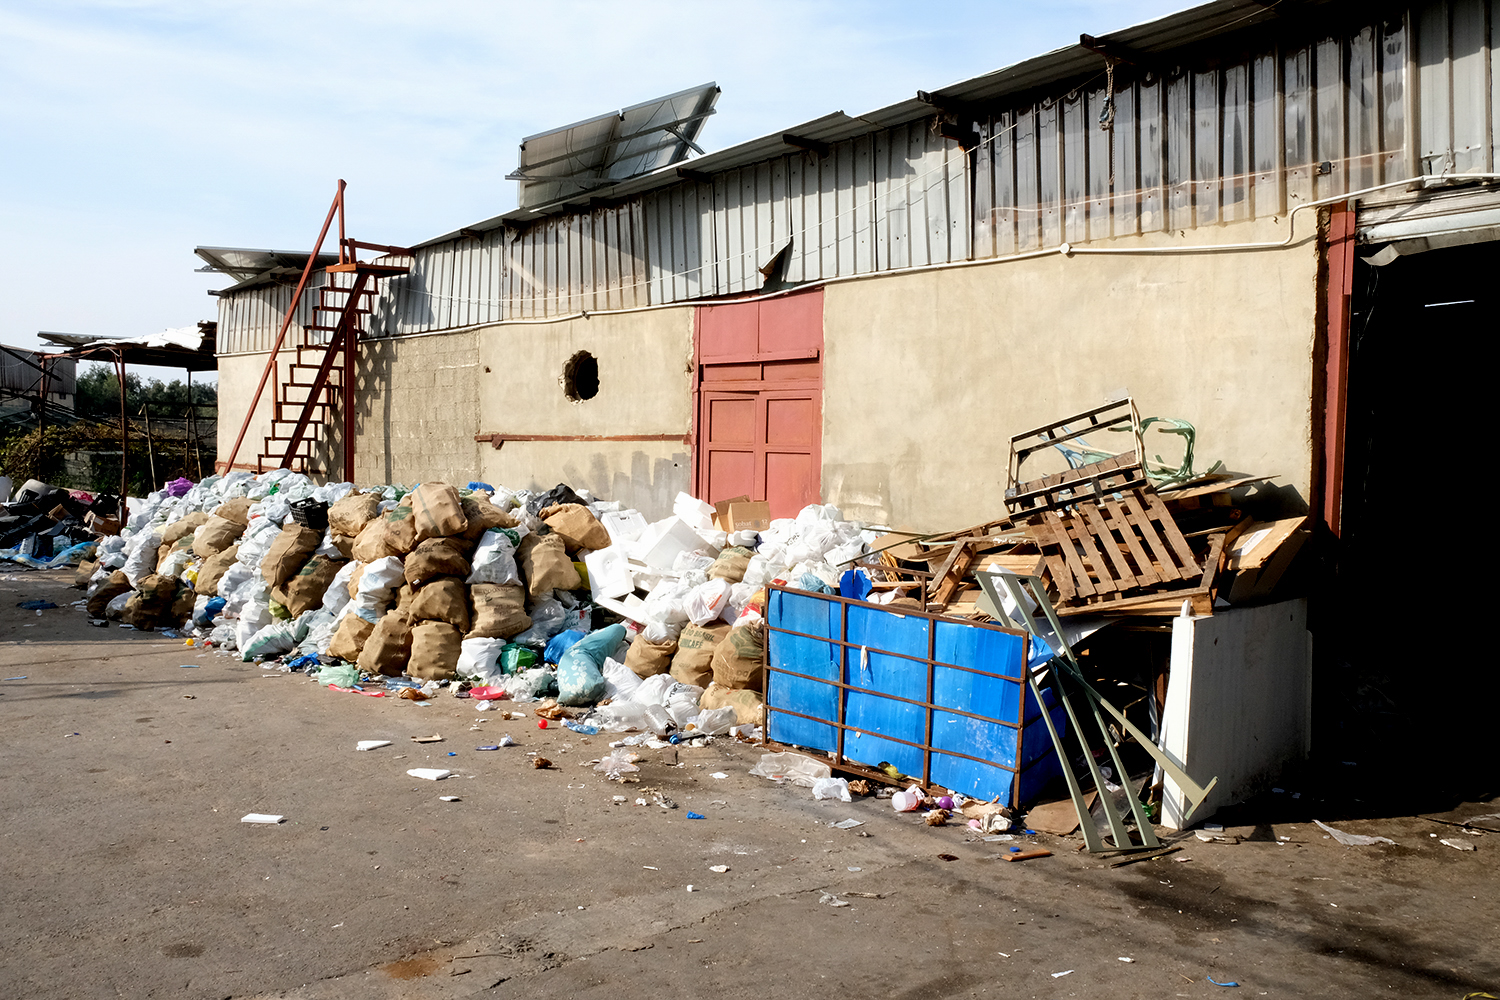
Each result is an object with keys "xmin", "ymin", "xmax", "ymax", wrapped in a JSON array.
[
  {"xmin": 475, "ymin": 307, "xmax": 694, "ymax": 519},
  {"xmin": 215, "ymin": 351, "xmax": 293, "ymax": 473},
  {"xmin": 821, "ymin": 218, "xmax": 1322, "ymax": 530}
]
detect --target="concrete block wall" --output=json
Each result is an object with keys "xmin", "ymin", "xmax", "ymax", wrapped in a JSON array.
[{"xmin": 353, "ymin": 331, "xmax": 481, "ymax": 487}]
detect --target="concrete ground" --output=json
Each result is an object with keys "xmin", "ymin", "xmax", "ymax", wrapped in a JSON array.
[{"xmin": 1, "ymin": 568, "xmax": 1495, "ymax": 1000}]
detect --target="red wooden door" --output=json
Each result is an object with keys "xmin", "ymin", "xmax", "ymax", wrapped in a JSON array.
[{"xmin": 694, "ymin": 289, "xmax": 823, "ymax": 517}]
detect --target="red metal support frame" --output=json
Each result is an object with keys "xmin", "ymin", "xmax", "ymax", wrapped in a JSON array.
[
  {"xmin": 279, "ymin": 270, "xmax": 371, "ymax": 471},
  {"xmin": 1321, "ymin": 203, "xmax": 1356, "ymax": 538},
  {"xmin": 222, "ymin": 179, "xmax": 346, "ymax": 474}
]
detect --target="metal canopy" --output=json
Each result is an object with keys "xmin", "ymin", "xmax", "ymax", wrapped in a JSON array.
[
  {"xmin": 512, "ymin": 82, "xmax": 719, "ymax": 211},
  {"xmin": 39, "ymin": 325, "xmax": 219, "ymax": 372},
  {"xmin": 194, "ymin": 246, "xmax": 340, "ymax": 289}
]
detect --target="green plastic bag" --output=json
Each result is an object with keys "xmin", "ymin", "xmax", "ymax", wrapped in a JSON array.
[{"xmin": 499, "ymin": 643, "xmax": 537, "ymax": 675}]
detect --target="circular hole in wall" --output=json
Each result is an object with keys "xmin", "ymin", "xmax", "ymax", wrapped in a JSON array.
[{"xmin": 562, "ymin": 351, "xmax": 599, "ymax": 401}]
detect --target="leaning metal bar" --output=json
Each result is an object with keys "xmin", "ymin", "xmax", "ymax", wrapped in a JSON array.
[
  {"xmin": 222, "ymin": 179, "xmax": 346, "ymax": 473},
  {"xmin": 980, "ymin": 572, "xmax": 1215, "ymax": 810}
]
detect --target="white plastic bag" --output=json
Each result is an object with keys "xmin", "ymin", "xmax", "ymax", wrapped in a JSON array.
[
  {"xmin": 457, "ymin": 636, "xmax": 507, "ymax": 683},
  {"xmin": 601, "ymin": 655, "xmax": 643, "ymax": 702},
  {"xmin": 465, "ymin": 526, "xmax": 525, "ymax": 586},
  {"xmin": 684, "ymin": 578, "xmax": 732, "ymax": 625},
  {"xmin": 812, "ymin": 777, "xmax": 852, "ymax": 802}
]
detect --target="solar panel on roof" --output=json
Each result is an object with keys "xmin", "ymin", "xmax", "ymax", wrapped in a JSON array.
[{"xmin": 511, "ymin": 83, "xmax": 719, "ymax": 211}]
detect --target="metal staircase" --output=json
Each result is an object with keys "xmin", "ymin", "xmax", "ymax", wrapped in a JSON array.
[{"xmin": 223, "ymin": 181, "xmax": 410, "ymax": 481}]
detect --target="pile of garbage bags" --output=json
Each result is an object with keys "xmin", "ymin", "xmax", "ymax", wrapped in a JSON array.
[
  {"xmin": 77, "ymin": 470, "xmax": 886, "ymax": 733},
  {"xmin": 0, "ymin": 478, "xmax": 115, "ymax": 569}
]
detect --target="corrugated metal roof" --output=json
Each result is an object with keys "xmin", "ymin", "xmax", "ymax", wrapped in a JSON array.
[
  {"xmin": 417, "ymin": 0, "xmax": 1333, "ymax": 246},
  {"xmin": 195, "ymin": 246, "xmax": 340, "ymax": 292}
]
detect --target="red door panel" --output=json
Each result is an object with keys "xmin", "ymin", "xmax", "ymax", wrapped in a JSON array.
[{"xmin": 695, "ymin": 289, "xmax": 823, "ymax": 517}]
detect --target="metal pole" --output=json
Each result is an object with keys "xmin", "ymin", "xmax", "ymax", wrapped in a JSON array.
[
  {"xmin": 222, "ymin": 178, "xmax": 347, "ymax": 473},
  {"xmin": 115, "ymin": 352, "xmax": 129, "ymax": 518},
  {"xmin": 142, "ymin": 402, "xmax": 158, "ymax": 490}
]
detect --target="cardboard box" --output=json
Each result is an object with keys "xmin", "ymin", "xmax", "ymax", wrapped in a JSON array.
[
  {"xmin": 85, "ymin": 511, "xmax": 121, "ymax": 536},
  {"xmin": 712, "ymin": 495, "xmax": 751, "ymax": 532},
  {"xmin": 722, "ymin": 500, "xmax": 771, "ymax": 532}
]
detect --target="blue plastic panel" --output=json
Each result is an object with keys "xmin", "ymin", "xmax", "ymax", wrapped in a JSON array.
[{"xmin": 765, "ymin": 588, "xmax": 1064, "ymax": 807}]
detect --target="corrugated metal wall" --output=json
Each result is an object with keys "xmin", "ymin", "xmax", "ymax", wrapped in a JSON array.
[
  {"xmin": 642, "ymin": 119, "xmax": 971, "ymax": 298},
  {"xmin": 219, "ymin": 1, "xmax": 1500, "ymax": 355},
  {"xmin": 975, "ymin": 18, "xmax": 1414, "ymax": 254}
]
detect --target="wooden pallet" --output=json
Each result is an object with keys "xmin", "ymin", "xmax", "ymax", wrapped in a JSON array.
[
  {"xmin": 1005, "ymin": 398, "xmax": 1148, "ymax": 515},
  {"xmin": 1026, "ymin": 488, "xmax": 1231, "ymax": 616}
]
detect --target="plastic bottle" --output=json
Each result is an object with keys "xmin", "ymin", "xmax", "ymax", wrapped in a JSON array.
[{"xmin": 891, "ymin": 785, "xmax": 924, "ymax": 812}]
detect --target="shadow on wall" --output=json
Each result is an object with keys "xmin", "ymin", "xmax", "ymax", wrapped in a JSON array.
[
  {"xmin": 559, "ymin": 450, "xmax": 689, "ymax": 520},
  {"xmin": 355, "ymin": 337, "xmax": 397, "ymax": 484}
]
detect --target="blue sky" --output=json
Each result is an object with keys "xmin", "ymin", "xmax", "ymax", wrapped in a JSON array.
[{"xmin": 0, "ymin": 0, "xmax": 1193, "ymax": 375}]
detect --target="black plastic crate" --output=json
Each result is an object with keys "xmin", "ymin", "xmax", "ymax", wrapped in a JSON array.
[{"xmin": 289, "ymin": 498, "xmax": 329, "ymax": 531}]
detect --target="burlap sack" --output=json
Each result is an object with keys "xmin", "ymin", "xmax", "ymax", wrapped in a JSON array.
[
  {"xmin": 351, "ymin": 504, "xmax": 415, "ymax": 561},
  {"xmin": 346, "ymin": 562, "xmax": 366, "ymax": 599},
  {"xmin": 214, "ymin": 496, "xmax": 254, "ymax": 526},
  {"xmin": 708, "ymin": 546, "xmax": 753, "ymax": 583},
  {"xmin": 273, "ymin": 554, "xmax": 343, "ymax": 617},
  {"xmin": 74, "ymin": 558, "xmax": 98, "ymax": 588},
  {"xmin": 625, "ymin": 634, "xmax": 678, "ymax": 679},
  {"xmin": 518, "ymin": 532, "xmax": 582, "ymax": 598},
  {"xmin": 710, "ymin": 620, "xmax": 766, "ymax": 691},
  {"xmin": 699, "ymin": 681, "xmax": 766, "ymax": 726},
  {"xmin": 540, "ymin": 503, "xmax": 611, "ymax": 552},
  {"xmin": 192, "ymin": 515, "xmax": 243, "ymax": 558},
  {"xmin": 169, "ymin": 581, "xmax": 196, "ymax": 624},
  {"xmin": 329, "ymin": 534, "xmax": 355, "ymax": 560},
  {"xmin": 195, "ymin": 544, "xmax": 240, "ymax": 596},
  {"xmin": 122, "ymin": 574, "xmax": 176, "ymax": 629},
  {"xmin": 404, "ymin": 537, "xmax": 472, "ymax": 587},
  {"xmin": 411, "ymin": 482, "xmax": 467, "ymax": 542},
  {"xmin": 407, "ymin": 621, "xmax": 462, "ymax": 681},
  {"xmin": 467, "ymin": 583, "xmax": 531, "ymax": 639},
  {"xmin": 460, "ymin": 495, "xmax": 517, "ymax": 543},
  {"xmin": 327, "ymin": 492, "xmax": 382, "ymax": 536},
  {"xmin": 156, "ymin": 541, "xmax": 173, "ymax": 568},
  {"xmin": 88, "ymin": 570, "xmax": 132, "ymax": 616},
  {"xmin": 161, "ymin": 512, "xmax": 209, "ymax": 546},
  {"xmin": 261, "ymin": 525, "xmax": 323, "ymax": 589},
  {"xmin": 327, "ymin": 613, "xmax": 375, "ymax": 662},
  {"xmin": 407, "ymin": 577, "xmax": 471, "ymax": 632},
  {"xmin": 396, "ymin": 583, "xmax": 416, "ymax": 612},
  {"xmin": 670, "ymin": 622, "xmax": 730, "ymax": 688},
  {"xmin": 358, "ymin": 609, "xmax": 414, "ymax": 677}
]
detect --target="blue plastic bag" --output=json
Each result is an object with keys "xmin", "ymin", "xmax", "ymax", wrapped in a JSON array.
[
  {"xmin": 555, "ymin": 624, "xmax": 625, "ymax": 706},
  {"xmin": 544, "ymin": 628, "xmax": 587, "ymax": 664}
]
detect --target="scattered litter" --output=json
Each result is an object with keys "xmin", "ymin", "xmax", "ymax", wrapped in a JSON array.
[
  {"xmin": 178, "ymin": 664, "xmax": 199, "ymax": 669},
  {"xmin": 357, "ymin": 740, "xmax": 392, "ymax": 751},
  {"xmin": 1051, "ymin": 970, "xmax": 1074, "ymax": 979},
  {"xmin": 407, "ymin": 768, "xmax": 452, "ymax": 780},
  {"xmin": 1118, "ymin": 957, "xmax": 1135, "ymax": 963},
  {"xmin": 686, "ymin": 811, "xmax": 705, "ymax": 820},
  {"xmin": 685, "ymin": 884, "xmax": 695, "ymax": 892},
  {"xmin": 818, "ymin": 892, "xmax": 849, "ymax": 907},
  {"xmin": 241, "ymin": 813, "xmax": 284, "ymax": 824},
  {"xmin": 847, "ymin": 866, "xmax": 861, "ymax": 872},
  {"xmin": 711, "ymin": 772, "xmax": 728, "ymax": 779},
  {"xmin": 642, "ymin": 865, "xmax": 658, "ymax": 870},
  {"xmin": 532, "ymin": 757, "xmax": 552, "ymax": 769},
  {"xmin": 1002, "ymin": 849, "xmax": 1052, "ymax": 862},
  {"xmin": 476, "ymin": 744, "xmax": 500, "ymax": 751},
  {"xmin": 1439, "ymin": 838, "xmax": 1477, "ymax": 852},
  {"xmin": 439, "ymin": 795, "xmax": 461, "ymax": 802},
  {"xmin": 411, "ymin": 734, "xmax": 444, "ymax": 744},
  {"xmin": 1196, "ymin": 831, "xmax": 1241, "ymax": 844},
  {"xmin": 831, "ymin": 818, "xmax": 865, "ymax": 830},
  {"xmin": 1314, "ymin": 819, "xmax": 1396, "ymax": 847},
  {"xmin": 498, "ymin": 734, "xmax": 516, "ymax": 747},
  {"xmin": 16, "ymin": 600, "xmax": 57, "ymax": 610},
  {"xmin": 1206, "ymin": 975, "xmax": 1240, "ymax": 987},
  {"xmin": 709, "ymin": 865, "xmax": 729, "ymax": 873},
  {"xmin": 936, "ymin": 853, "xmax": 960, "ymax": 861},
  {"xmin": 4, "ymin": 676, "xmax": 27, "ymax": 681}
]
